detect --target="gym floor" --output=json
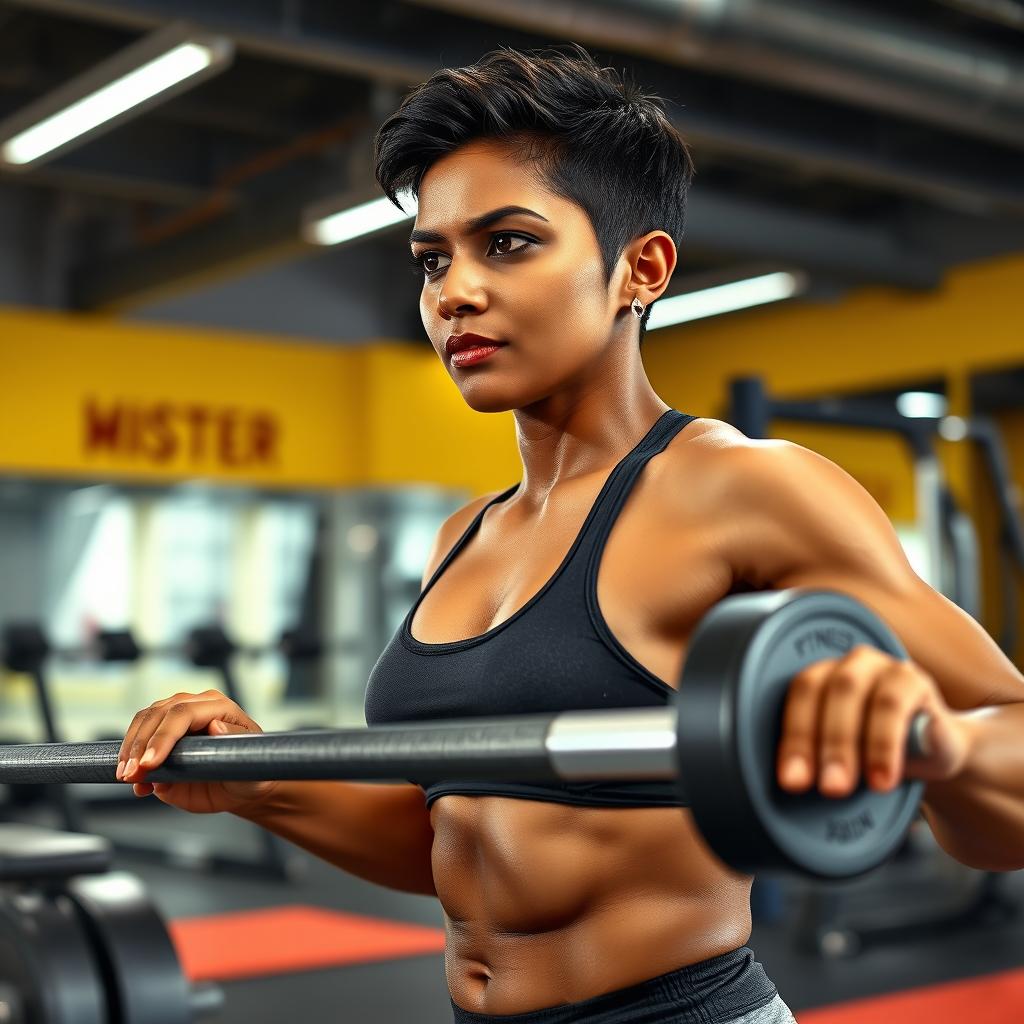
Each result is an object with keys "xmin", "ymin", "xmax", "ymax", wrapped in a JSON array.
[{"xmin": 73, "ymin": 797, "xmax": 1024, "ymax": 1023}]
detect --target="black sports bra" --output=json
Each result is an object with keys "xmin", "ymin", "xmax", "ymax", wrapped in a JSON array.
[{"xmin": 363, "ymin": 409, "xmax": 697, "ymax": 809}]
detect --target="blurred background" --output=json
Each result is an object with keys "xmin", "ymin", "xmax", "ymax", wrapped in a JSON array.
[{"xmin": 0, "ymin": 2, "xmax": 1022, "ymax": 1022}]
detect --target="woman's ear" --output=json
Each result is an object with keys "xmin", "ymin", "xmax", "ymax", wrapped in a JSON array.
[{"xmin": 621, "ymin": 230, "xmax": 676, "ymax": 310}]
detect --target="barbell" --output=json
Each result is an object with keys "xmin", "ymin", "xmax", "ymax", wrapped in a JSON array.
[{"xmin": 0, "ymin": 589, "xmax": 931, "ymax": 881}]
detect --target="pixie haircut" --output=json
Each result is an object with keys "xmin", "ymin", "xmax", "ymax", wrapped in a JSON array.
[{"xmin": 374, "ymin": 42, "xmax": 694, "ymax": 348}]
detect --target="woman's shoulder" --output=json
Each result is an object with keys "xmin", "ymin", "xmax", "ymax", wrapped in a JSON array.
[
  {"xmin": 677, "ymin": 414, "xmax": 747, "ymax": 449},
  {"xmin": 447, "ymin": 488, "xmax": 508, "ymax": 534},
  {"xmin": 662, "ymin": 414, "xmax": 750, "ymax": 475},
  {"xmin": 663, "ymin": 414, "xmax": 818, "ymax": 514},
  {"xmin": 652, "ymin": 414, "xmax": 765, "ymax": 519},
  {"xmin": 419, "ymin": 488, "xmax": 508, "ymax": 588}
]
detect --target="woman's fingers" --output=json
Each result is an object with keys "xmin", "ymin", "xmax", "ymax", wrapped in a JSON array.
[
  {"xmin": 139, "ymin": 707, "xmax": 262, "ymax": 772},
  {"xmin": 117, "ymin": 694, "xmax": 182, "ymax": 778},
  {"xmin": 119, "ymin": 693, "xmax": 256, "ymax": 781}
]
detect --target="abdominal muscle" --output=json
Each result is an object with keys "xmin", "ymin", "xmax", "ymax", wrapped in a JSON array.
[{"xmin": 432, "ymin": 794, "xmax": 754, "ymax": 1015}]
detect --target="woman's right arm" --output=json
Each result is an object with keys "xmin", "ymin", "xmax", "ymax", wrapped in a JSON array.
[
  {"xmin": 232, "ymin": 779, "xmax": 438, "ymax": 896},
  {"xmin": 121, "ymin": 493, "xmax": 498, "ymax": 898}
]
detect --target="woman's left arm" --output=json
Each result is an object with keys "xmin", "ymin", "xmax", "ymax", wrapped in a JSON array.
[{"xmin": 721, "ymin": 438, "xmax": 1024, "ymax": 872}]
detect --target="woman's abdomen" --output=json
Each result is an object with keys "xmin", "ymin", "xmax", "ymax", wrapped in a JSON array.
[{"xmin": 431, "ymin": 795, "xmax": 755, "ymax": 1015}]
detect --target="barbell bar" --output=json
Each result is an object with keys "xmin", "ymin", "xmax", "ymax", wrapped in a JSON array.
[{"xmin": 0, "ymin": 590, "xmax": 931, "ymax": 881}]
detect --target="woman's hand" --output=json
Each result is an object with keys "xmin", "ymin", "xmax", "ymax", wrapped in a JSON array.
[
  {"xmin": 117, "ymin": 690, "xmax": 280, "ymax": 814},
  {"xmin": 776, "ymin": 645, "xmax": 975, "ymax": 797}
]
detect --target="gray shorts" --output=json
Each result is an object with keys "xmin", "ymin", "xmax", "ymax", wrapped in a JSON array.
[{"xmin": 727, "ymin": 994, "xmax": 799, "ymax": 1024}]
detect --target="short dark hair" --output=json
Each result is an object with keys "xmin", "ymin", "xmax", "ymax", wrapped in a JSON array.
[{"xmin": 374, "ymin": 42, "xmax": 694, "ymax": 348}]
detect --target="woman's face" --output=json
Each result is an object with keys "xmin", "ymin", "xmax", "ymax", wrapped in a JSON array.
[{"xmin": 410, "ymin": 139, "xmax": 628, "ymax": 413}]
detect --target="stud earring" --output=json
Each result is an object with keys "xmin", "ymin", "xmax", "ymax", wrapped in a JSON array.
[{"xmin": 631, "ymin": 296, "xmax": 645, "ymax": 318}]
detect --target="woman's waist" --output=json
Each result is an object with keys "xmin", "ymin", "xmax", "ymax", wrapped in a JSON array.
[
  {"xmin": 443, "ymin": 887, "xmax": 754, "ymax": 1016},
  {"xmin": 446, "ymin": 901, "xmax": 761, "ymax": 1011}
]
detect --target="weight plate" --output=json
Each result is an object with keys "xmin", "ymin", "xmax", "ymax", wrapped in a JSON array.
[
  {"xmin": 64, "ymin": 872, "xmax": 192, "ymax": 1024},
  {"xmin": 0, "ymin": 888, "xmax": 107, "ymax": 1023},
  {"xmin": 677, "ymin": 589, "xmax": 924, "ymax": 880}
]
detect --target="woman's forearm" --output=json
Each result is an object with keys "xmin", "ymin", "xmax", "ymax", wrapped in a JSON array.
[{"xmin": 233, "ymin": 780, "xmax": 438, "ymax": 896}]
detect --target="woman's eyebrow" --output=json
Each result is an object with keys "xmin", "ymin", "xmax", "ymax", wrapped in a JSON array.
[{"xmin": 409, "ymin": 205, "xmax": 549, "ymax": 245}]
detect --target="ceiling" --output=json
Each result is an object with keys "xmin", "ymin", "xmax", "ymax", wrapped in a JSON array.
[{"xmin": 0, "ymin": 0, "xmax": 1022, "ymax": 343}]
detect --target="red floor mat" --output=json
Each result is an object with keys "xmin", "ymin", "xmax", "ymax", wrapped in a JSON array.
[
  {"xmin": 169, "ymin": 910, "xmax": 1024, "ymax": 1021},
  {"xmin": 798, "ymin": 966, "xmax": 1024, "ymax": 1023},
  {"xmin": 168, "ymin": 905, "xmax": 446, "ymax": 982}
]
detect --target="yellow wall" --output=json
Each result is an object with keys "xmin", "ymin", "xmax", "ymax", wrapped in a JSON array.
[
  {"xmin": 0, "ymin": 307, "xmax": 366, "ymax": 488},
  {"xmin": 2, "ymin": 250, "xmax": 1019, "ymax": 499},
  {"xmin": 362, "ymin": 345, "xmax": 520, "ymax": 492},
  {"xmin": 645, "ymin": 253, "xmax": 1021, "ymax": 410}
]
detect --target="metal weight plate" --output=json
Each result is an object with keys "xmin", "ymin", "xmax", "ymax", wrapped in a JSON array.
[
  {"xmin": 0, "ymin": 888, "xmax": 107, "ymax": 1023},
  {"xmin": 676, "ymin": 589, "xmax": 925, "ymax": 880},
  {"xmin": 64, "ymin": 872, "xmax": 192, "ymax": 1024}
]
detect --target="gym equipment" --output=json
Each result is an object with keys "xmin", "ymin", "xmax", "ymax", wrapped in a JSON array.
[
  {"xmin": 964, "ymin": 416, "xmax": 1024, "ymax": 656},
  {"xmin": 0, "ymin": 823, "xmax": 223, "ymax": 1023},
  {"xmin": 0, "ymin": 626, "xmax": 140, "ymax": 835},
  {"xmin": 1, "ymin": 624, "xmax": 330, "ymax": 694},
  {"xmin": 0, "ymin": 590, "xmax": 932, "ymax": 881},
  {"xmin": 0, "ymin": 623, "xmax": 306, "ymax": 883}
]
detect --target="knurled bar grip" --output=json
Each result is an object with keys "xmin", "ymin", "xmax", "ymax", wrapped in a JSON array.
[{"xmin": 0, "ymin": 717, "xmax": 556, "ymax": 784}]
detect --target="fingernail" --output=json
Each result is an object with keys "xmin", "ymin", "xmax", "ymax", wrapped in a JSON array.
[
  {"xmin": 116, "ymin": 760, "xmax": 125, "ymax": 780},
  {"xmin": 126, "ymin": 758, "xmax": 138, "ymax": 776},
  {"xmin": 821, "ymin": 763, "xmax": 847, "ymax": 791},
  {"xmin": 139, "ymin": 749, "xmax": 154, "ymax": 767},
  {"xmin": 782, "ymin": 757, "xmax": 808, "ymax": 787}
]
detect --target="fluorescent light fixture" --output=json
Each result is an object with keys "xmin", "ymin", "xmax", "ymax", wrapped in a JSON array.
[
  {"xmin": 896, "ymin": 391, "xmax": 948, "ymax": 418},
  {"xmin": 4, "ymin": 44, "xmax": 214, "ymax": 165},
  {"xmin": 0, "ymin": 22, "xmax": 232, "ymax": 170},
  {"xmin": 647, "ymin": 271, "xmax": 804, "ymax": 330},
  {"xmin": 304, "ymin": 191, "xmax": 417, "ymax": 246}
]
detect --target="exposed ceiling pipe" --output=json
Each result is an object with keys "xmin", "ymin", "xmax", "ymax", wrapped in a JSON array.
[
  {"xmin": 406, "ymin": 0, "xmax": 1024, "ymax": 150},
  {"xmin": 12, "ymin": 163, "xmax": 210, "ymax": 205},
  {"xmin": 132, "ymin": 114, "xmax": 365, "ymax": 247},
  {"xmin": 4, "ymin": 0, "xmax": 435, "ymax": 85},
  {"xmin": 679, "ymin": 109, "xmax": 1024, "ymax": 217},
  {"xmin": 682, "ymin": 189, "xmax": 941, "ymax": 290},
  {"xmin": 8, "ymin": 0, "xmax": 1021, "ymax": 212},
  {"xmin": 930, "ymin": 0, "xmax": 1024, "ymax": 31}
]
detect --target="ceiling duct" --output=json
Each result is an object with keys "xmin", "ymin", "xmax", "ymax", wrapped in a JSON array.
[
  {"xmin": 407, "ymin": 0, "xmax": 1024, "ymax": 150},
  {"xmin": 931, "ymin": 0, "xmax": 1024, "ymax": 31}
]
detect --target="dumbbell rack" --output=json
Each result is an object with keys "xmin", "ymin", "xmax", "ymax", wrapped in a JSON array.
[{"xmin": 1, "ymin": 622, "xmax": 303, "ymax": 883}]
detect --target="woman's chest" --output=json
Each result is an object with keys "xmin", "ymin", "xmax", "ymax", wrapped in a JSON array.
[{"xmin": 409, "ymin": 466, "xmax": 734, "ymax": 690}]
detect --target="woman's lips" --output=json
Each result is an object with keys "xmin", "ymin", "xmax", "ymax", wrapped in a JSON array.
[{"xmin": 450, "ymin": 343, "xmax": 505, "ymax": 368}]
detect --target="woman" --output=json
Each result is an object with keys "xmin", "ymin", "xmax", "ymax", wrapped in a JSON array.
[{"xmin": 118, "ymin": 43, "xmax": 1019, "ymax": 1024}]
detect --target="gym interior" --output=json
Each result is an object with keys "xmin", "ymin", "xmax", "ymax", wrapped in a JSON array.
[{"xmin": 1, "ymin": 2, "xmax": 1023, "ymax": 1022}]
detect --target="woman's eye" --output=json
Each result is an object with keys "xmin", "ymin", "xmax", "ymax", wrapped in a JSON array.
[
  {"xmin": 410, "ymin": 232, "xmax": 533, "ymax": 278},
  {"xmin": 421, "ymin": 252, "xmax": 449, "ymax": 275},
  {"xmin": 490, "ymin": 232, "xmax": 530, "ymax": 256}
]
